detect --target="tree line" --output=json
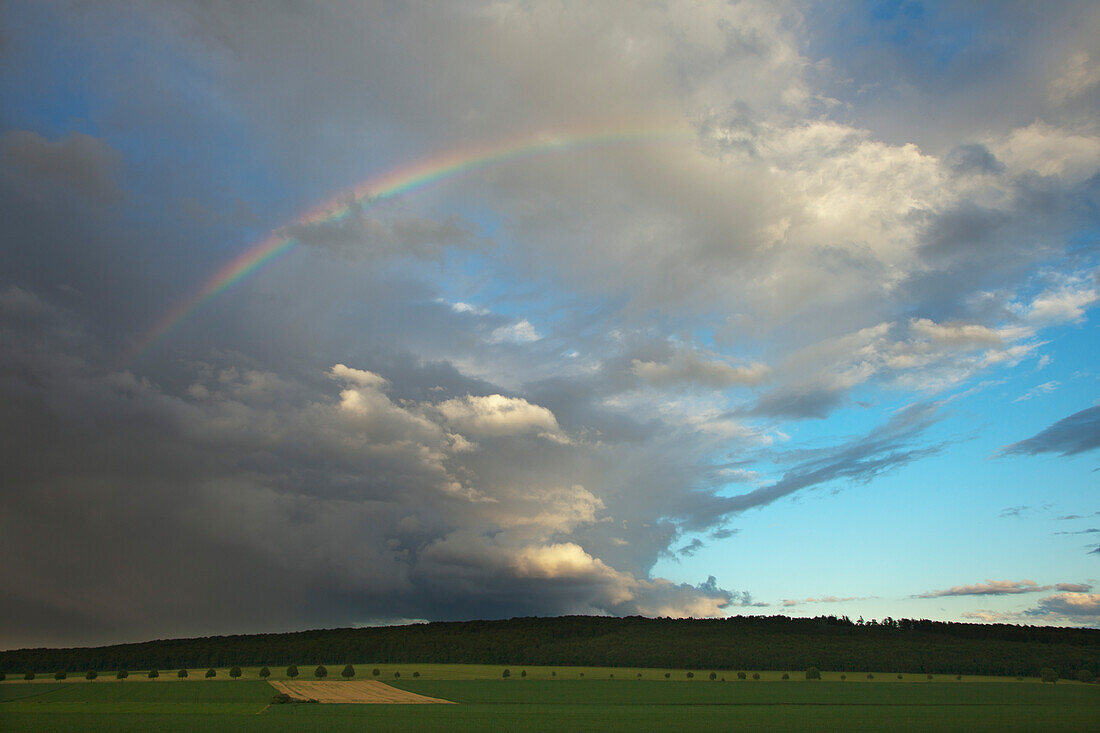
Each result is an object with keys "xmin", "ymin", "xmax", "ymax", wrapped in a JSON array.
[{"xmin": 2, "ymin": 615, "xmax": 1097, "ymax": 678}]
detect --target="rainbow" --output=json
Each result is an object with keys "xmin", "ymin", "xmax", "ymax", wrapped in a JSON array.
[{"xmin": 122, "ymin": 126, "xmax": 686, "ymax": 363}]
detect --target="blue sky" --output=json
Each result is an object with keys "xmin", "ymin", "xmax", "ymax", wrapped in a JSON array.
[{"xmin": 1, "ymin": 1, "xmax": 1098, "ymax": 648}]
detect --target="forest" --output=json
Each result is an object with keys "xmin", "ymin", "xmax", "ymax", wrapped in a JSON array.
[{"xmin": 3, "ymin": 615, "xmax": 1098, "ymax": 677}]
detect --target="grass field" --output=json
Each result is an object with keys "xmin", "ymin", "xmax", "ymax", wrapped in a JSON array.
[{"xmin": 2, "ymin": 667, "xmax": 1097, "ymax": 731}]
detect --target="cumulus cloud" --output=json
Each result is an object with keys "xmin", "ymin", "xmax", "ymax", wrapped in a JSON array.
[
  {"xmin": 435, "ymin": 393, "xmax": 562, "ymax": 439},
  {"xmin": 1031, "ymin": 593, "xmax": 1100, "ymax": 621}
]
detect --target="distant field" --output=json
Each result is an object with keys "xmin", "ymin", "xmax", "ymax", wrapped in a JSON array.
[{"xmin": 1, "ymin": 671, "xmax": 1097, "ymax": 732}]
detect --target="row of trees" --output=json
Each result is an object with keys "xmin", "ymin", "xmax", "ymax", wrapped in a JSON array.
[
  {"xmin": 4, "ymin": 616, "xmax": 1098, "ymax": 678},
  {"xmin": 2, "ymin": 664, "xmax": 1096, "ymax": 684},
  {"xmin": 2, "ymin": 664, "xmax": 420, "ymax": 682}
]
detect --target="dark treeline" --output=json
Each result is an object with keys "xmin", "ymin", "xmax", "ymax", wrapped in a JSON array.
[{"xmin": 3, "ymin": 616, "xmax": 1098, "ymax": 678}]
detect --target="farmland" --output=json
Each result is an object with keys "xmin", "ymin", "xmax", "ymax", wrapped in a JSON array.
[{"xmin": 2, "ymin": 665, "xmax": 1097, "ymax": 732}]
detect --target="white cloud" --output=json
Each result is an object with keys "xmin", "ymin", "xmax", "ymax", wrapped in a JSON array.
[
  {"xmin": 1023, "ymin": 278, "xmax": 1099, "ymax": 326},
  {"xmin": 1014, "ymin": 381, "xmax": 1059, "ymax": 403},
  {"xmin": 989, "ymin": 122, "xmax": 1100, "ymax": 182},
  {"xmin": 1050, "ymin": 52, "xmax": 1100, "ymax": 105},
  {"xmin": 916, "ymin": 579, "xmax": 1054, "ymax": 598},
  {"xmin": 450, "ymin": 301, "xmax": 489, "ymax": 315},
  {"xmin": 1034, "ymin": 592, "xmax": 1100, "ymax": 620},
  {"xmin": 632, "ymin": 351, "xmax": 770, "ymax": 389},
  {"xmin": 436, "ymin": 393, "xmax": 562, "ymax": 438},
  {"xmin": 331, "ymin": 363, "xmax": 390, "ymax": 390},
  {"xmin": 489, "ymin": 318, "xmax": 542, "ymax": 344}
]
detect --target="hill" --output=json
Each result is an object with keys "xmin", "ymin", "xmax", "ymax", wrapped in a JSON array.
[{"xmin": 3, "ymin": 615, "xmax": 1098, "ymax": 677}]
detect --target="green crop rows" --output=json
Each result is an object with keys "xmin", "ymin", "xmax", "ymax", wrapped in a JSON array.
[{"xmin": 2, "ymin": 670, "xmax": 1097, "ymax": 731}]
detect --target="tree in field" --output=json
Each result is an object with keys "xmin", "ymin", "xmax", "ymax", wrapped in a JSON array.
[
  {"xmin": 117, "ymin": 670, "xmax": 128, "ymax": 680},
  {"xmin": 664, "ymin": 672, "xmax": 670, "ymax": 679},
  {"xmin": 24, "ymin": 672, "xmax": 35, "ymax": 681},
  {"xmin": 372, "ymin": 668, "xmax": 380, "ymax": 677},
  {"xmin": 805, "ymin": 667, "xmax": 821, "ymax": 680},
  {"xmin": 896, "ymin": 674, "xmax": 903, "ymax": 680},
  {"xmin": 709, "ymin": 672, "xmax": 717, "ymax": 681},
  {"xmin": 1076, "ymin": 669, "xmax": 1094, "ymax": 683},
  {"xmin": 0, "ymin": 671, "xmax": 5, "ymax": 682},
  {"xmin": 956, "ymin": 674, "xmax": 962, "ymax": 681},
  {"xmin": 393, "ymin": 671, "xmax": 400, "ymax": 679},
  {"xmin": 752, "ymin": 673, "xmax": 760, "ymax": 680},
  {"xmin": 866, "ymin": 674, "xmax": 873, "ymax": 680},
  {"xmin": 1040, "ymin": 668, "xmax": 1058, "ymax": 684},
  {"xmin": 54, "ymin": 671, "xmax": 67, "ymax": 680},
  {"xmin": 737, "ymin": 672, "xmax": 746, "ymax": 680},
  {"xmin": 178, "ymin": 669, "xmax": 188, "ymax": 679},
  {"xmin": 259, "ymin": 667, "xmax": 270, "ymax": 679},
  {"xmin": 637, "ymin": 673, "xmax": 642, "ymax": 679},
  {"xmin": 413, "ymin": 671, "xmax": 420, "ymax": 678},
  {"xmin": 86, "ymin": 670, "xmax": 98, "ymax": 681},
  {"xmin": 927, "ymin": 674, "xmax": 933, "ymax": 681},
  {"xmin": 840, "ymin": 674, "xmax": 847, "ymax": 681},
  {"xmin": 286, "ymin": 665, "xmax": 299, "ymax": 678},
  {"xmin": 148, "ymin": 669, "xmax": 159, "ymax": 679},
  {"xmin": 314, "ymin": 665, "xmax": 328, "ymax": 679},
  {"xmin": 781, "ymin": 673, "xmax": 790, "ymax": 680},
  {"xmin": 502, "ymin": 668, "xmax": 511, "ymax": 678},
  {"xmin": 205, "ymin": 668, "xmax": 216, "ymax": 679},
  {"xmin": 341, "ymin": 664, "xmax": 355, "ymax": 680},
  {"xmin": 686, "ymin": 672, "xmax": 694, "ymax": 679},
  {"xmin": 521, "ymin": 670, "xmax": 527, "ymax": 678},
  {"xmin": 229, "ymin": 667, "xmax": 242, "ymax": 679}
]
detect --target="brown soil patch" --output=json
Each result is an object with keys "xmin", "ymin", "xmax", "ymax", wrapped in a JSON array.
[{"xmin": 269, "ymin": 680, "xmax": 454, "ymax": 704}]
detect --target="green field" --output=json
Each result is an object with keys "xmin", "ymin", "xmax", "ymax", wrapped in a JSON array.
[{"xmin": 2, "ymin": 668, "xmax": 1097, "ymax": 731}]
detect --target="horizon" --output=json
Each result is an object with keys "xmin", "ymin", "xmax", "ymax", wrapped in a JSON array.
[
  {"xmin": 1, "ymin": 0, "xmax": 1098, "ymax": 650},
  {"xmin": 5, "ymin": 611, "xmax": 1099, "ymax": 656}
]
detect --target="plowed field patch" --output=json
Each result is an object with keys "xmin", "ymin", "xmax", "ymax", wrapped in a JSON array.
[{"xmin": 269, "ymin": 680, "xmax": 454, "ymax": 704}]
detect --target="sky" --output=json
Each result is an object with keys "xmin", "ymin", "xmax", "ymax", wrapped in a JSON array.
[{"xmin": 1, "ymin": 0, "xmax": 1098, "ymax": 649}]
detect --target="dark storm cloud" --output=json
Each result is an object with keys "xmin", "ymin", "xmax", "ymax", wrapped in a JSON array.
[
  {"xmin": 3, "ymin": 0, "xmax": 1099, "ymax": 646},
  {"xmin": 947, "ymin": 144, "xmax": 1005, "ymax": 176},
  {"xmin": 0, "ymin": 291, "xmax": 747, "ymax": 647},
  {"xmin": 1002, "ymin": 405, "xmax": 1100, "ymax": 457},
  {"xmin": 750, "ymin": 385, "xmax": 847, "ymax": 420},
  {"xmin": 283, "ymin": 208, "xmax": 484, "ymax": 260},
  {"xmin": 0, "ymin": 130, "xmax": 123, "ymax": 205},
  {"xmin": 676, "ymin": 539, "xmax": 705, "ymax": 557}
]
